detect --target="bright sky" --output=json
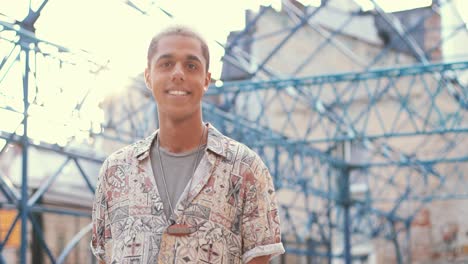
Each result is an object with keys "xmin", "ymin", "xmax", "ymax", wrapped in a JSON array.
[
  {"xmin": 0, "ymin": 0, "xmax": 467, "ymax": 147},
  {"xmin": 6, "ymin": 0, "xmax": 270, "ymax": 80},
  {"xmin": 5, "ymin": 0, "xmax": 465, "ymax": 80}
]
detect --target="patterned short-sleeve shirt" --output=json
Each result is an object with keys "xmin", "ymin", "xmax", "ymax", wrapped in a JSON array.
[{"xmin": 91, "ymin": 124, "xmax": 284, "ymax": 263}]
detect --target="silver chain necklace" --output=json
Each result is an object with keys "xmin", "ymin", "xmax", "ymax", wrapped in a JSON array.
[{"xmin": 156, "ymin": 124, "xmax": 206, "ymax": 223}]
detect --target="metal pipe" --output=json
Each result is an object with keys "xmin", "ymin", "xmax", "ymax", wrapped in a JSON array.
[
  {"xmin": 73, "ymin": 158, "xmax": 96, "ymax": 193},
  {"xmin": 56, "ymin": 223, "xmax": 92, "ymax": 264},
  {"xmin": 27, "ymin": 158, "xmax": 71, "ymax": 207},
  {"xmin": 19, "ymin": 45, "xmax": 29, "ymax": 264},
  {"xmin": 206, "ymin": 61, "xmax": 468, "ymax": 94}
]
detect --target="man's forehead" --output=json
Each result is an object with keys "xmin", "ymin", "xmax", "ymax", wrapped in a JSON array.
[
  {"xmin": 153, "ymin": 36, "xmax": 205, "ymax": 62},
  {"xmin": 158, "ymin": 35, "xmax": 203, "ymax": 51}
]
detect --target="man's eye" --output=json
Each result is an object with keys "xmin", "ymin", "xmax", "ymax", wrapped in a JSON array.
[
  {"xmin": 160, "ymin": 62, "xmax": 172, "ymax": 67},
  {"xmin": 187, "ymin": 63, "xmax": 197, "ymax": 70}
]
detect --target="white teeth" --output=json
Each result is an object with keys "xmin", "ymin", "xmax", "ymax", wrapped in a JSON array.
[{"xmin": 168, "ymin": 90, "xmax": 188, "ymax": 95}]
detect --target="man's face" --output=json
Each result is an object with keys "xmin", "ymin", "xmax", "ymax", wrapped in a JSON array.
[{"xmin": 144, "ymin": 35, "xmax": 211, "ymax": 121}]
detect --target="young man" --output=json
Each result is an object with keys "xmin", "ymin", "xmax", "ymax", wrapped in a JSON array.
[{"xmin": 91, "ymin": 26, "xmax": 284, "ymax": 263}]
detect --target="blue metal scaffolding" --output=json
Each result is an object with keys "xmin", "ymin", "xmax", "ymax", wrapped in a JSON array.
[{"xmin": 0, "ymin": 0, "xmax": 467, "ymax": 263}]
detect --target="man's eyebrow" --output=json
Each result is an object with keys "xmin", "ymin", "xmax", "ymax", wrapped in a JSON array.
[
  {"xmin": 155, "ymin": 54, "xmax": 202, "ymax": 64},
  {"xmin": 155, "ymin": 54, "xmax": 173, "ymax": 61},
  {"xmin": 186, "ymin": 55, "xmax": 202, "ymax": 64}
]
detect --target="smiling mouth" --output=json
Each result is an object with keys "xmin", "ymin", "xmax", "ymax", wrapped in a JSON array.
[{"xmin": 167, "ymin": 90, "xmax": 190, "ymax": 96}]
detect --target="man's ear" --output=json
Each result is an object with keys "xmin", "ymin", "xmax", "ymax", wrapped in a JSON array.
[
  {"xmin": 144, "ymin": 68, "xmax": 150, "ymax": 89},
  {"xmin": 203, "ymin": 72, "xmax": 211, "ymax": 92}
]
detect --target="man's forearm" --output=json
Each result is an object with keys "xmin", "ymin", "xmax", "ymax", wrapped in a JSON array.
[{"xmin": 247, "ymin": 255, "xmax": 270, "ymax": 264}]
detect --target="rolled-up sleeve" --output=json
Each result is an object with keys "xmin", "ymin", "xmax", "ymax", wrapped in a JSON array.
[
  {"xmin": 90, "ymin": 159, "xmax": 112, "ymax": 262},
  {"xmin": 241, "ymin": 156, "xmax": 285, "ymax": 263}
]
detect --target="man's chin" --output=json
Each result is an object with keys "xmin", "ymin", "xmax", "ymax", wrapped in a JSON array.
[{"xmin": 164, "ymin": 111, "xmax": 197, "ymax": 123}]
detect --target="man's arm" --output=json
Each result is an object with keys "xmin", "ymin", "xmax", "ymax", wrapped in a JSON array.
[
  {"xmin": 90, "ymin": 159, "xmax": 110, "ymax": 262},
  {"xmin": 240, "ymin": 152, "xmax": 284, "ymax": 263},
  {"xmin": 247, "ymin": 255, "xmax": 270, "ymax": 264}
]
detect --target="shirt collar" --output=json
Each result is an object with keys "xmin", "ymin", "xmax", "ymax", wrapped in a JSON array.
[{"xmin": 135, "ymin": 123, "xmax": 227, "ymax": 160}]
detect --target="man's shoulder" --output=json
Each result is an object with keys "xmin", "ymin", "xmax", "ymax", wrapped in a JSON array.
[
  {"xmin": 104, "ymin": 134, "xmax": 153, "ymax": 164},
  {"xmin": 229, "ymin": 138, "xmax": 257, "ymax": 158},
  {"xmin": 217, "ymin": 131, "xmax": 246, "ymax": 152},
  {"xmin": 219, "ymin": 133, "xmax": 264, "ymax": 168}
]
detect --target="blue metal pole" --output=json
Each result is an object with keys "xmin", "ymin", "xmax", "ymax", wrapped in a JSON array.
[
  {"xmin": 224, "ymin": 5, "xmax": 270, "ymax": 52},
  {"xmin": 343, "ymin": 207, "xmax": 351, "ymax": 263},
  {"xmin": 20, "ymin": 46, "xmax": 29, "ymax": 264},
  {"xmin": 27, "ymin": 158, "xmax": 71, "ymax": 207},
  {"xmin": 29, "ymin": 213, "xmax": 55, "ymax": 263},
  {"xmin": 73, "ymin": 159, "xmax": 96, "ymax": 193},
  {"xmin": 0, "ymin": 46, "xmax": 21, "ymax": 85},
  {"xmin": 206, "ymin": 61, "xmax": 468, "ymax": 94},
  {"xmin": 273, "ymin": 146, "xmax": 280, "ymax": 189},
  {"xmin": 254, "ymin": 6, "xmax": 324, "ymax": 75},
  {"xmin": 341, "ymin": 167, "xmax": 351, "ymax": 264}
]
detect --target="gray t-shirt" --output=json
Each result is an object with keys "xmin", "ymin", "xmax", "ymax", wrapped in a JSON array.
[{"xmin": 150, "ymin": 139, "xmax": 206, "ymax": 221}]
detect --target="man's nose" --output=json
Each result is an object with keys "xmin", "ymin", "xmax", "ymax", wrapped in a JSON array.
[{"xmin": 171, "ymin": 63, "xmax": 184, "ymax": 82}]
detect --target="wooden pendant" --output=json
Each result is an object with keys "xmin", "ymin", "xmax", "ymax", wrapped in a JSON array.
[{"xmin": 166, "ymin": 224, "xmax": 196, "ymax": 236}]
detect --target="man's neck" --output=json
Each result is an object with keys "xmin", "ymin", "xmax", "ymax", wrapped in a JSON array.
[{"xmin": 157, "ymin": 116, "xmax": 207, "ymax": 154}]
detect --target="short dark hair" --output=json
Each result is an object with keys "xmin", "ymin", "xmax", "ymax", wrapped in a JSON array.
[{"xmin": 147, "ymin": 26, "xmax": 210, "ymax": 72}]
